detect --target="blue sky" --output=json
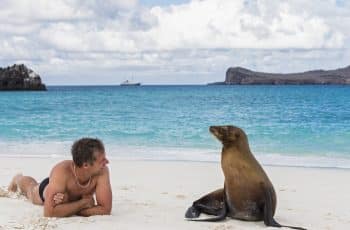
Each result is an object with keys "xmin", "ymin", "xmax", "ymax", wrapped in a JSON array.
[{"xmin": 0, "ymin": 0, "xmax": 349, "ymax": 85}]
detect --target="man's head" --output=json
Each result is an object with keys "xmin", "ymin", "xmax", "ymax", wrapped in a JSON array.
[{"xmin": 71, "ymin": 138, "xmax": 107, "ymax": 170}]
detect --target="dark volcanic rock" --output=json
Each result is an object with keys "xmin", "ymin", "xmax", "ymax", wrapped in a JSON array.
[
  {"xmin": 0, "ymin": 64, "xmax": 46, "ymax": 90},
  {"xmin": 214, "ymin": 66, "xmax": 350, "ymax": 85}
]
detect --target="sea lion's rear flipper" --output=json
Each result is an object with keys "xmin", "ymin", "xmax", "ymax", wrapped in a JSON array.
[
  {"xmin": 263, "ymin": 186, "xmax": 307, "ymax": 230},
  {"xmin": 185, "ymin": 188, "xmax": 227, "ymax": 221}
]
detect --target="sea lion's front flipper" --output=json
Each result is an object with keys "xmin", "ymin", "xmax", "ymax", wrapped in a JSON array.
[
  {"xmin": 263, "ymin": 186, "xmax": 307, "ymax": 230},
  {"xmin": 185, "ymin": 188, "xmax": 227, "ymax": 221}
]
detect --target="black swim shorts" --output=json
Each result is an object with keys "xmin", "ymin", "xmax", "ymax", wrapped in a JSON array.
[{"xmin": 38, "ymin": 177, "xmax": 49, "ymax": 202}]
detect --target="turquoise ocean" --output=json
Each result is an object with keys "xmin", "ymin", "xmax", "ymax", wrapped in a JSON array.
[{"xmin": 0, "ymin": 85, "xmax": 349, "ymax": 168}]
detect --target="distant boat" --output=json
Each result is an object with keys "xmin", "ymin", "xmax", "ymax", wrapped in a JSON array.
[{"xmin": 120, "ymin": 80, "xmax": 141, "ymax": 86}]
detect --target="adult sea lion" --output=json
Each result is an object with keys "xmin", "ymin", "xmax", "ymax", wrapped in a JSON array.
[{"xmin": 185, "ymin": 125, "xmax": 306, "ymax": 230}]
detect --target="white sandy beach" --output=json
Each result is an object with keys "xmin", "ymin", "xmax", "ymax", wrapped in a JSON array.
[{"xmin": 0, "ymin": 157, "xmax": 349, "ymax": 230}]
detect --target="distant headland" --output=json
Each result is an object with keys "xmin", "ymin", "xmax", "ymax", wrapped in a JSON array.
[
  {"xmin": 0, "ymin": 64, "xmax": 46, "ymax": 91},
  {"xmin": 209, "ymin": 65, "xmax": 350, "ymax": 85}
]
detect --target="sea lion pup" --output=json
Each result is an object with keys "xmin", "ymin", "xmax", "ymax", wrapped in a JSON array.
[{"xmin": 185, "ymin": 125, "xmax": 306, "ymax": 230}]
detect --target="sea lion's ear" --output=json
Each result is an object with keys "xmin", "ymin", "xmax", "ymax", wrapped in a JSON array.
[
  {"xmin": 224, "ymin": 126, "xmax": 229, "ymax": 134},
  {"xmin": 226, "ymin": 127, "xmax": 238, "ymax": 142},
  {"xmin": 235, "ymin": 132, "xmax": 240, "ymax": 139}
]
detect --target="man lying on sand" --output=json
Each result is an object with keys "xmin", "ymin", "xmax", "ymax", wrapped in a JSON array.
[{"xmin": 8, "ymin": 138, "xmax": 112, "ymax": 217}]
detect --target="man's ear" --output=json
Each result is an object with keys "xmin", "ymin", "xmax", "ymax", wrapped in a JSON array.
[{"xmin": 83, "ymin": 162, "xmax": 89, "ymax": 168}]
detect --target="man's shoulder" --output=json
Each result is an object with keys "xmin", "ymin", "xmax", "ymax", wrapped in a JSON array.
[
  {"xmin": 96, "ymin": 166, "xmax": 110, "ymax": 180},
  {"xmin": 46, "ymin": 160, "xmax": 71, "ymax": 192},
  {"xmin": 101, "ymin": 166, "xmax": 110, "ymax": 176},
  {"xmin": 50, "ymin": 160, "xmax": 72, "ymax": 177},
  {"xmin": 53, "ymin": 160, "xmax": 72, "ymax": 168}
]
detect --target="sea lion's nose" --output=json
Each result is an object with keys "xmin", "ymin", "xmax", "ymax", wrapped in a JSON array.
[{"xmin": 209, "ymin": 126, "xmax": 217, "ymax": 133}]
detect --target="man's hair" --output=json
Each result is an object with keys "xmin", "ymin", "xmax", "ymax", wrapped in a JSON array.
[{"xmin": 71, "ymin": 138, "xmax": 105, "ymax": 167}]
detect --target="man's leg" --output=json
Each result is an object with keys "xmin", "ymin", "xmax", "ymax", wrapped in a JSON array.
[{"xmin": 8, "ymin": 174, "xmax": 43, "ymax": 205}]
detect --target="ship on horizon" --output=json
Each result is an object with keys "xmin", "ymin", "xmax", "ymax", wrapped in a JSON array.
[{"xmin": 120, "ymin": 80, "xmax": 141, "ymax": 86}]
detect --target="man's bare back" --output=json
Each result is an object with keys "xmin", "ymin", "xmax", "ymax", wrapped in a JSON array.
[{"xmin": 8, "ymin": 138, "xmax": 112, "ymax": 217}]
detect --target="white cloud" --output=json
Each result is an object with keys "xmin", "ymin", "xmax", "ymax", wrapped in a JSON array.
[
  {"xmin": 145, "ymin": 0, "xmax": 345, "ymax": 49},
  {"xmin": 0, "ymin": 0, "xmax": 93, "ymax": 24},
  {"xmin": 0, "ymin": 0, "xmax": 349, "ymax": 84},
  {"xmin": 80, "ymin": 0, "xmax": 139, "ymax": 13}
]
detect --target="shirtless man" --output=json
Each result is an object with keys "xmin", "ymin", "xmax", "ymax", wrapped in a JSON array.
[{"xmin": 7, "ymin": 138, "xmax": 112, "ymax": 217}]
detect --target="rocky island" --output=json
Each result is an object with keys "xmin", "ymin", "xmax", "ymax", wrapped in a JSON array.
[
  {"xmin": 210, "ymin": 65, "xmax": 350, "ymax": 85},
  {"xmin": 0, "ymin": 64, "xmax": 46, "ymax": 90}
]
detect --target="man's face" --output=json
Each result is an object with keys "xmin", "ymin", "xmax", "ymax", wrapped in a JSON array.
[{"xmin": 89, "ymin": 151, "xmax": 109, "ymax": 175}]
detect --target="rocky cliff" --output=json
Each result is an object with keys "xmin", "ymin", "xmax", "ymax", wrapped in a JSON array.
[
  {"xmin": 210, "ymin": 65, "xmax": 350, "ymax": 85},
  {"xmin": 0, "ymin": 64, "xmax": 46, "ymax": 90}
]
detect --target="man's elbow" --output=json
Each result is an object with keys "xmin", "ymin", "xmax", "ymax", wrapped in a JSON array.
[
  {"xmin": 101, "ymin": 205, "xmax": 112, "ymax": 215},
  {"xmin": 44, "ymin": 208, "xmax": 67, "ymax": 218},
  {"xmin": 103, "ymin": 208, "xmax": 112, "ymax": 215},
  {"xmin": 44, "ymin": 209, "xmax": 55, "ymax": 217}
]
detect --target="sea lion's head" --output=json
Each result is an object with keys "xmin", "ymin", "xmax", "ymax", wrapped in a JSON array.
[{"xmin": 209, "ymin": 125, "xmax": 247, "ymax": 147}]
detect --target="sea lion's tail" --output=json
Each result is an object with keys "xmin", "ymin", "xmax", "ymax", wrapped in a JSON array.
[
  {"xmin": 263, "ymin": 185, "xmax": 307, "ymax": 230},
  {"xmin": 278, "ymin": 225, "xmax": 307, "ymax": 230},
  {"xmin": 266, "ymin": 218, "xmax": 307, "ymax": 230}
]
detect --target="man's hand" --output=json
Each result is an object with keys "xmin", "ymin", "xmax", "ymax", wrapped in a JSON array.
[
  {"xmin": 81, "ymin": 194, "xmax": 95, "ymax": 209},
  {"xmin": 53, "ymin": 193, "xmax": 65, "ymax": 205}
]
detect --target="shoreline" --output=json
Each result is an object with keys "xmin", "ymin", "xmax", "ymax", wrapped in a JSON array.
[
  {"xmin": 1, "ymin": 157, "xmax": 350, "ymax": 229},
  {"xmin": 1, "ymin": 153, "xmax": 350, "ymax": 171}
]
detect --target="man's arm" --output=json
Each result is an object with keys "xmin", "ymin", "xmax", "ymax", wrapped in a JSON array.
[
  {"xmin": 44, "ymin": 165, "xmax": 91, "ymax": 217},
  {"xmin": 77, "ymin": 167, "xmax": 112, "ymax": 216}
]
